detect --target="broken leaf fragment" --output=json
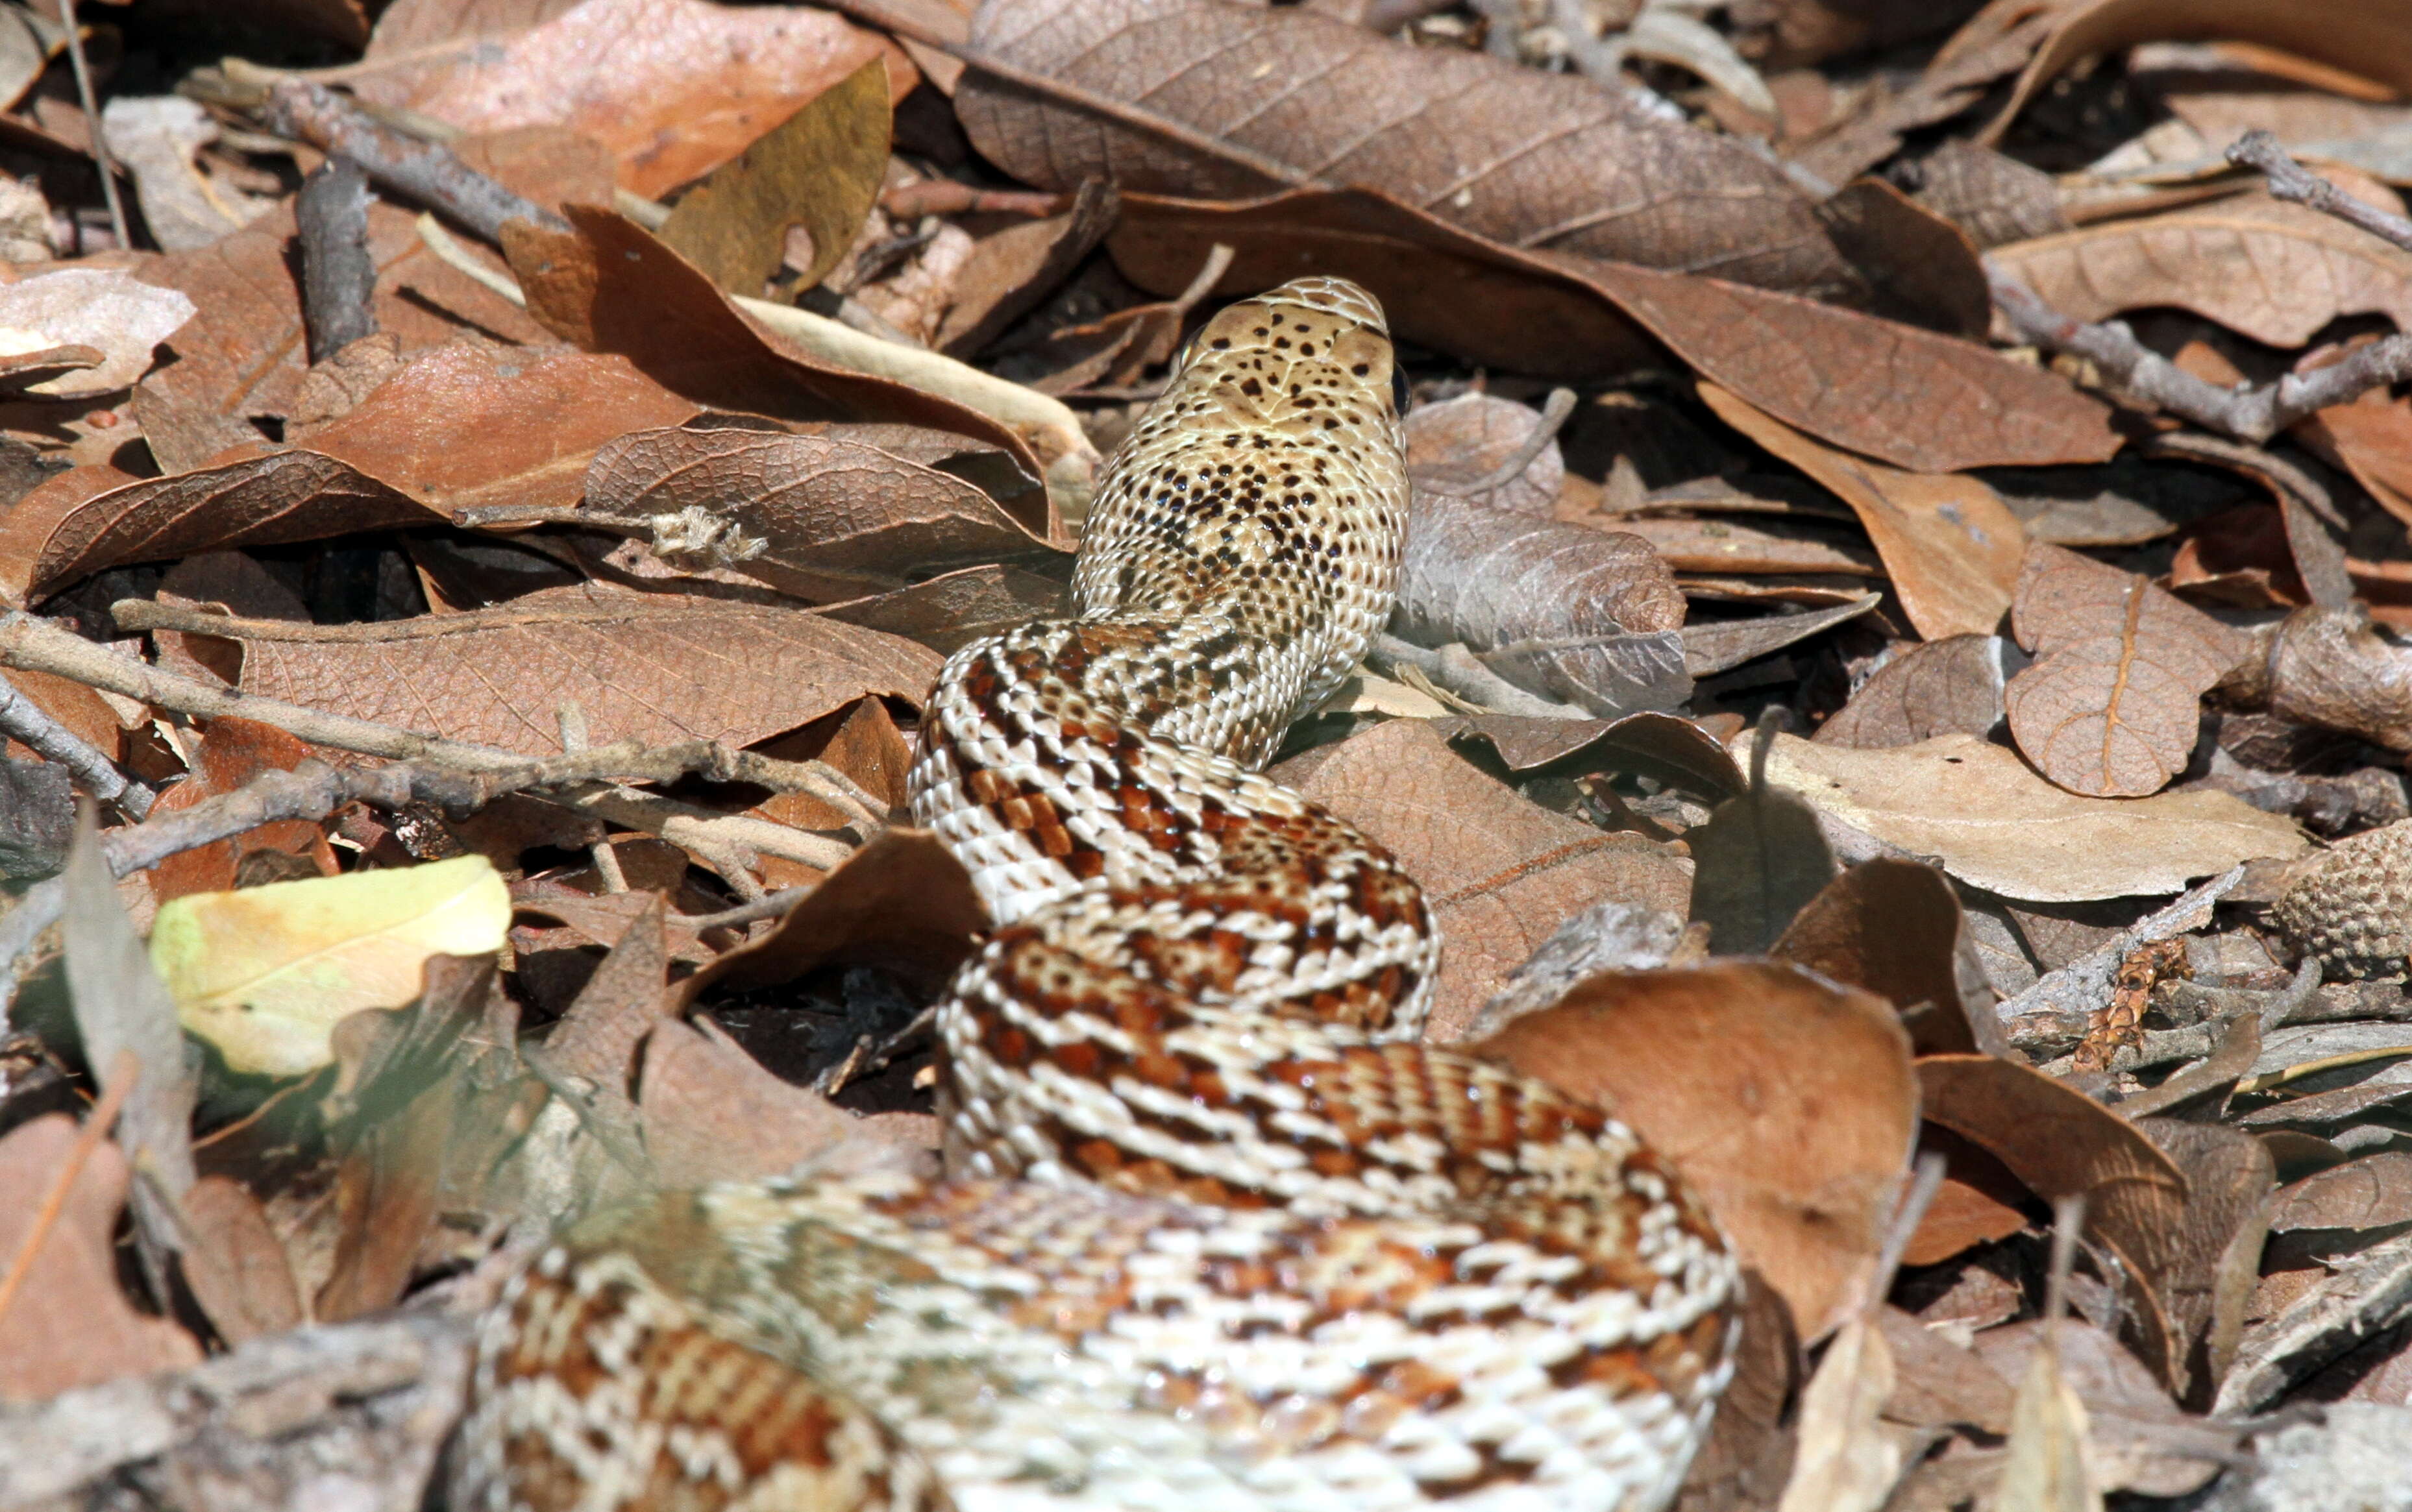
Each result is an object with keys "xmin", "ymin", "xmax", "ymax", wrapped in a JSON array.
[{"xmin": 151, "ymin": 855, "xmax": 512, "ymax": 1077}]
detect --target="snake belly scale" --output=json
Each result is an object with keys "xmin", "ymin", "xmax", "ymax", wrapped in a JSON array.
[{"xmin": 452, "ymin": 278, "xmax": 1738, "ymax": 1512}]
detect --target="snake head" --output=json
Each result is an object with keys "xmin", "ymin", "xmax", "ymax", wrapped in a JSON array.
[{"xmin": 1167, "ymin": 276, "xmax": 1409, "ymax": 431}]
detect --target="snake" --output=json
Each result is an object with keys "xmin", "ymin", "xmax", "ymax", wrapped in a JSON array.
[{"xmin": 450, "ymin": 277, "xmax": 1738, "ymax": 1512}]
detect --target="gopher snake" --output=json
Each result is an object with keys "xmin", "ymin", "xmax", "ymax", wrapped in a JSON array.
[{"xmin": 452, "ymin": 278, "xmax": 1737, "ymax": 1511}]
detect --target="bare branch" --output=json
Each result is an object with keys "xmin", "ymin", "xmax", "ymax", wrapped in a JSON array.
[
  {"xmin": 0, "ymin": 672, "xmax": 152, "ymax": 816},
  {"xmin": 1986, "ymin": 260, "xmax": 2412, "ymax": 443},
  {"xmin": 263, "ymin": 79, "xmax": 568, "ymax": 241},
  {"xmin": 2228, "ymin": 129, "xmax": 2412, "ymax": 255}
]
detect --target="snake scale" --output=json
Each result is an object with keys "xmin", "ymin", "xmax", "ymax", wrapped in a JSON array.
[{"xmin": 451, "ymin": 278, "xmax": 1738, "ymax": 1511}]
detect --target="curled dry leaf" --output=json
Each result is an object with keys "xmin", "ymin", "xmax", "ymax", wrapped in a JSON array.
[
  {"xmin": 223, "ymin": 588, "xmax": 941, "ymax": 757},
  {"xmin": 1474, "ymin": 960, "xmax": 1917, "ymax": 1343},
  {"xmin": 958, "ymin": 0, "xmax": 1852, "ymax": 297},
  {"xmin": 1990, "ymin": 195, "xmax": 2412, "ymax": 351},
  {"xmin": 1397, "ymin": 396, "xmax": 1690, "ymax": 717},
  {"xmin": 177, "ymin": 1176, "xmax": 306, "ymax": 1348},
  {"xmin": 1772, "ymin": 859, "xmax": 1984, "ymax": 1056},
  {"xmin": 678, "ymin": 829, "xmax": 986, "ymax": 1003},
  {"xmin": 1815, "ymin": 634, "xmax": 2008, "ymax": 750},
  {"xmin": 1404, "ymin": 392, "xmax": 1565, "ymax": 519},
  {"xmin": 2136, "ymin": 1119, "xmax": 2274, "ymax": 1404},
  {"xmin": 937, "ymin": 180, "xmax": 1120, "ymax": 358},
  {"xmin": 657, "ymin": 58, "xmax": 891, "ymax": 297},
  {"xmin": 1756, "ymin": 731, "xmax": 2307, "ymax": 903},
  {"xmin": 1701, "ymin": 384, "xmax": 2026, "ymax": 640},
  {"xmin": 582, "ymin": 424, "xmax": 1062, "ymax": 602},
  {"xmin": 2267, "ymin": 1150, "xmax": 2412, "ymax": 1236},
  {"xmin": 1991, "ymin": 1325, "xmax": 2105, "ymax": 1512},
  {"xmin": 502, "ymin": 208, "xmax": 1055, "ymax": 513},
  {"xmin": 1918, "ymin": 1053, "xmax": 2188, "ymax": 1295},
  {"xmin": 1982, "ymin": 0, "xmax": 2412, "ymax": 148},
  {"xmin": 1280, "ymin": 718, "xmax": 1692, "ymax": 1041},
  {"xmin": 151, "ymin": 855, "xmax": 513, "ymax": 1077},
  {"xmin": 351, "ymin": 0, "xmax": 915, "ymax": 198},
  {"xmin": 2261, "ymin": 605, "xmax": 2412, "ymax": 753},
  {"xmin": 1978, "ymin": 1319, "xmax": 2232, "ymax": 1498},
  {"xmin": 1109, "ymin": 188, "xmax": 2121, "ymax": 471},
  {"xmin": 1773, "ymin": 1314, "xmax": 1901, "ymax": 1512},
  {"xmin": 1686, "ymin": 759, "xmax": 1837, "ymax": 958},
  {"xmin": 0, "ymin": 1116, "xmax": 202, "ymax": 1401},
  {"xmin": 7, "ymin": 448, "xmax": 431, "ymax": 606},
  {"xmin": 0, "ymin": 268, "xmax": 192, "ymax": 400},
  {"xmin": 2006, "ymin": 542, "xmax": 2250, "ymax": 798}
]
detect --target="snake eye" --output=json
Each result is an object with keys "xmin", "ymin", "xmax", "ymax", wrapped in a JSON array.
[
  {"xmin": 1390, "ymin": 363, "xmax": 1411, "ymax": 415},
  {"xmin": 1173, "ymin": 327, "xmax": 1202, "ymax": 373}
]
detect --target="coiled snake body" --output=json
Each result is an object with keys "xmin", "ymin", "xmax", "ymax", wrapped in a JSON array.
[{"xmin": 454, "ymin": 279, "xmax": 1737, "ymax": 1512}]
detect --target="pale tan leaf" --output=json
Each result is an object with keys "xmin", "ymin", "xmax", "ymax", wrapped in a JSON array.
[{"xmin": 1776, "ymin": 1317, "xmax": 1905, "ymax": 1512}]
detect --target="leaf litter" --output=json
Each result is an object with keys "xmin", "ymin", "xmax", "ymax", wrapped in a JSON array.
[{"xmin": 10, "ymin": 2, "xmax": 2412, "ymax": 1509}]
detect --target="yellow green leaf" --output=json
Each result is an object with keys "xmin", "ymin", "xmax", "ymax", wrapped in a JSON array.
[{"xmin": 149, "ymin": 856, "xmax": 511, "ymax": 1077}]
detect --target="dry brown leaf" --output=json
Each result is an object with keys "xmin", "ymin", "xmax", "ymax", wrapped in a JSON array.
[
  {"xmin": 1991, "ymin": 1323, "xmax": 2106, "ymax": 1512},
  {"xmin": 214, "ymin": 587, "xmax": 940, "ymax": 757},
  {"xmin": 1983, "ymin": 0, "xmax": 2412, "ymax": 147},
  {"xmin": 146, "ymin": 718, "xmax": 339, "ymax": 904},
  {"xmin": 1918, "ymin": 1054, "xmax": 2189, "ymax": 1292},
  {"xmin": 1772, "ymin": 859, "xmax": 1984, "ymax": 1056},
  {"xmin": 0, "ymin": 1116, "xmax": 202, "ymax": 1400},
  {"xmin": 1405, "ymin": 391, "xmax": 1565, "ymax": 519},
  {"xmin": 2137, "ymin": 1119, "xmax": 2273, "ymax": 1404},
  {"xmin": 1398, "ymin": 395, "xmax": 1690, "ymax": 716},
  {"xmin": 1109, "ymin": 188, "xmax": 2121, "ymax": 471},
  {"xmin": 681, "ymin": 829, "xmax": 985, "ymax": 1004},
  {"xmin": 658, "ymin": 58, "xmax": 891, "ymax": 297},
  {"xmin": 12, "ymin": 448, "xmax": 440, "ymax": 607},
  {"xmin": 1699, "ymin": 384, "xmax": 2026, "ymax": 640},
  {"xmin": 1278, "ymin": 717, "xmax": 1691, "ymax": 1041},
  {"xmin": 1815, "ymin": 176, "xmax": 1992, "ymax": 338},
  {"xmin": 0, "ymin": 268, "xmax": 191, "ymax": 400},
  {"xmin": 537, "ymin": 892, "xmax": 671, "ymax": 1099},
  {"xmin": 1775, "ymin": 1313, "xmax": 1903, "ymax": 1512},
  {"xmin": 2004, "ymin": 542, "xmax": 2249, "ymax": 798},
  {"xmin": 1875, "ymin": 1303, "xmax": 2016, "ymax": 1434},
  {"xmin": 1673, "ymin": 1271, "xmax": 1802, "ymax": 1512},
  {"xmin": 583, "ymin": 424, "xmax": 1061, "ymax": 602},
  {"xmin": 1686, "ymin": 761, "xmax": 1836, "ymax": 958},
  {"xmin": 502, "ymin": 207, "xmax": 1052, "ymax": 511},
  {"xmin": 1755, "ymin": 731, "xmax": 2307, "ymax": 902},
  {"xmin": 937, "ymin": 181, "xmax": 1119, "ymax": 357},
  {"xmin": 1905, "ymin": 1125, "xmax": 2034, "ymax": 1267},
  {"xmin": 2261, "ymin": 605, "xmax": 2412, "ymax": 753},
  {"xmin": 177, "ymin": 1175, "xmax": 307, "ymax": 1347},
  {"xmin": 1441, "ymin": 709, "xmax": 1745, "ymax": 796},
  {"xmin": 1978, "ymin": 1319, "xmax": 2230, "ymax": 1498},
  {"xmin": 820, "ymin": 561, "xmax": 1073, "ymax": 656},
  {"xmin": 2267, "ymin": 1150, "xmax": 2412, "ymax": 1235},
  {"xmin": 1816, "ymin": 635, "xmax": 2006, "ymax": 750},
  {"xmin": 352, "ymin": 0, "xmax": 915, "ymax": 198},
  {"xmin": 2298, "ymin": 390, "xmax": 2412, "ymax": 530},
  {"xmin": 132, "ymin": 200, "xmax": 549, "ymax": 448},
  {"xmin": 1991, "ymin": 194, "xmax": 2412, "ymax": 351},
  {"xmin": 959, "ymin": 0, "xmax": 1852, "ymax": 297},
  {"xmin": 640, "ymin": 1018, "xmax": 938, "ymax": 1190},
  {"xmin": 1475, "ymin": 960, "xmax": 1917, "ymax": 1342},
  {"xmin": 1615, "ymin": 515, "xmax": 1882, "ymax": 578}
]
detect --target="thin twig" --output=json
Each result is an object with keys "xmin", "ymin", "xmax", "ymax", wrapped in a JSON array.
[
  {"xmin": 557, "ymin": 704, "xmax": 630, "ymax": 894},
  {"xmin": 0, "ymin": 1048, "xmax": 137, "ymax": 1335},
  {"xmin": 58, "ymin": 0, "xmax": 127, "ymax": 250},
  {"xmin": 671, "ymin": 886, "xmax": 810, "ymax": 933},
  {"xmin": 294, "ymin": 156, "xmax": 378, "ymax": 363},
  {"xmin": 0, "ymin": 672, "xmax": 152, "ymax": 816},
  {"xmin": 1422, "ymin": 389, "xmax": 1578, "ymax": 496},
  {"xmin": 2228, "ymin": 130, "xmax": 2412, "ymax": 254},
  {"xmin": 263, "ymin": 79, "xmax": 567, "ymax": 241},
  {"xmin": 1986, "ymin": 260, "xmax": 2412, "ymax": 444}
]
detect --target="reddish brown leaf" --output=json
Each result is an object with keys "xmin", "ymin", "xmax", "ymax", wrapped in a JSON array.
[
  {"xmin": 147, "ymin": 718, "xmax": 339, "ymax": 904},
  {"xmin": 1276, "ymin": 718, "xmax": 1692, "ymax": 1041},
  {"xmin": 1917, "ymin": 1053, "xmax": 2190, "ymax": 1291},
  {"xmin": 936, "ymin": 180, "xmax": 1120, "ymax": 357},
  {"xmin": 1771, "ymin": 859, "xmax": 1984, "ymax": 1056},
  {"xmin": 502, "ymin": 207, "xmax": 1052, "ymax": 512},
  {"xmin": 132, "ymin": 200, "xmax": 548, "ymax": 448},
  {"xmin": 584, "ymin": 424, "xmax": 1061, "ymax": 602},
  {"xmin": 2005, "ymin": 541, "xmax": 2250, "ymax": 798},
  {"xmin": 678, "ymin": 828, "xmax": 986, "ymax": 1001},
  {"xmin": 2298, "ymin": 391, "xmax": 2412, "ymax": 531},
  {"xmin": 1814, "ymin": 634, "xmax": 2006, "ymax": 750},
  {"xmin": 1110, "ymin": 187, "xmax": 2121, "ymax": 470},
  {"xmin": 352, "ymin": 0, "xmax": 917, "ymax": 198},
  {"xmin": 15, "ymin": 448, "xmax": 439, "ymax": 606},
  {"xmin": 1700, "ymin": 383, "xmax": 2028, "ymax": 639},
  {"xmin": 213, "ymin": 587, "xmax": 941, "ymax": 757},
  {"xmin": 959, "ymin": 0, "xmax": 1853, "ymax": 297},
  {"xmin": 0, "ymin": 1116, "xmax": 202, "ymax": 1400},
  {"xmin": 1475, "ymin": 961, "xmax": 1917, "ymax": 1341}
]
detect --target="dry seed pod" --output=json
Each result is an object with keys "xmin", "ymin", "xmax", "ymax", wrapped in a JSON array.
[{"xmin": 2272, "ymin": 818, "xmax": 2412, "ymax": 979}]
